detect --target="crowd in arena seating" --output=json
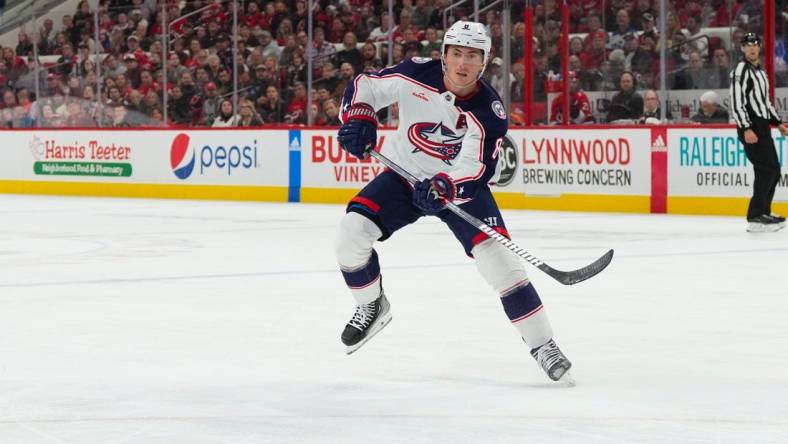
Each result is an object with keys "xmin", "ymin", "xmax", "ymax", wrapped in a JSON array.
[{"xmin": 0, "ymin": 0, "xmax": 785, "ymax": 128}]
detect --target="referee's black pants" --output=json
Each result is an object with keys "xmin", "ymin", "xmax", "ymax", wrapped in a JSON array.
[{"xmin": 738, "ymin": 118, "xmax": 781, "ymax": 220}]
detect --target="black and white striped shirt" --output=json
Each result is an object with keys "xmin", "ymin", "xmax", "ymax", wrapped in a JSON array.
[{"xmin": 730, "ymin": 60, "xmax": 781, "ymax": 129}]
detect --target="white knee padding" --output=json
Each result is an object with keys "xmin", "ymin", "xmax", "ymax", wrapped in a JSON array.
[
  {"xmin": 334, "ymin": 212, "xmax": 383, "ymax": 269},
  {"xmin": 472, "ymin": 239, "xmax": 529, "ymax": 294}
]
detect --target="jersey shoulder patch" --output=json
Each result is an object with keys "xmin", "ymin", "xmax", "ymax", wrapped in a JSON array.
[{"xmin": 491, "ymin": 100, "xmax": 507, "ymax": 119}]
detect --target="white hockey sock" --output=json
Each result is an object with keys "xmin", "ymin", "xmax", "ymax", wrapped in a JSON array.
[
  {"xmin": 334, "ymin": 212, "xmax": 384, "ymax": 305},
  {"xmin": 472, "ymin": 239, "xmax": 554, "ymax": 349}
]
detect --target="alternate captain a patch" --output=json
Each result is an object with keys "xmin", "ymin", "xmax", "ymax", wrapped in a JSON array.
[{"xmin": 407, "ymin": 122, "xmax": 464, "ymax": 165}]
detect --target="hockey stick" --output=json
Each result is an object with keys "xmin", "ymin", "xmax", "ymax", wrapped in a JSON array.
[{"xmin": 369, "ymin": 150, "xmax": 614, "ymax": 285}]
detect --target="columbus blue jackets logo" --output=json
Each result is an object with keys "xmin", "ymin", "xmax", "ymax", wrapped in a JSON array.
[{"xmin": 407, "ymin": 122, "xmax": 464, "ymax": 165}]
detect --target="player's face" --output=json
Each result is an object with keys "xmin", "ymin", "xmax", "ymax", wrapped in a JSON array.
[{"xmin": 444, "ymin": 45, "xmax": 484, "ymax": 89}]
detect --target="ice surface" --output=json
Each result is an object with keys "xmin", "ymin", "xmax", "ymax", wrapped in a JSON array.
[{"xmin": 1, "ymin": 195, "xmax": 787, "ymax": 443}]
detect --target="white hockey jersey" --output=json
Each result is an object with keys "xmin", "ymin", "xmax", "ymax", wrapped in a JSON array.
[{"xmin": 341, "ymin": 57, "xmax": 508, "ymax": 203}]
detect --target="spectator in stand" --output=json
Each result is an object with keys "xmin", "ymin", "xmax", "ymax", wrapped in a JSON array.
[
  {"xmin": 708, "ymin": 47, "xmax": 731, "ymax": 88},
  {"xmin": 389, "ymin": 42, "xmax": 405, "ymax": 65},
  {"xmin": 2, "ymin": 89, "xmax": 16, "ymax": 110},
  {"xmin": 338, "ymin": 62, "xmax": 356, "ymax": 93},
  {"xmin": 142, "ymin": 90, "xmax": 161, "ymax": 116},
  {"xmin": 138, "ymin": 70, "xmax": 159, "ymax": 96},
  {"xmin": 286, "ymin": 51, "xmax": 308, "ymax": 87},
  {"xmin": 336, "ymin": 32, "xmax": 363, "ymax": 77},
  {"xmin": 691, "ymin": 90, "xmax": 730, "ymax": 124},
  {"xmin": 427, "ymin": 0, "xmax": 450, "ymax": 29},
  {"xmin": 360, "ymin": 42, "xmax": 383, "ymax": 73},
  {"xmin": 311, "ymin": 27, "xmax": 336, "ymax": 67},
  {"xmin": 244, "ymin": 2, "xmax": 265, "ymax": 29},
  {"xmin": 329, "ymin": 17, "xmax": 348, "ymax": 44},
  {"xmin": 411, "ymin": 0, "xmax": 433, "ymax": 29},
  {"xmin": 631, "ymin": 34, "xmax": 657, "ymax": 76},
  {"xmin": 609, "ymin": 9, "xmax": 636, "ymax": 50},
  {"xmin": 711, "ymin": 0, "xmax": 741, "ymax": 27},
  {"xmin": 215, "ymin": 68, "xmax": 233, "ymax": 96},
  {"xmin": 511, "ymin": 21, "xmax": 525, "ymax": 61},
  {"xmin": 606, "ymin": 71, "xmax": 643, "ymax": 122},
  {"xmin": 212, "ymin": 99, "xmax": 239, "ymax": 127},
  {"xmin": 238, "ymin": 100, "xmax": 264, "ymax": 127},
  {"xmin": 633, "ymin": 0, "xmax": 656, "ymax": 30},
  {"xmin": 582, "ymin": 14, "xmax": 604, "ymax": 51},
  {"xmin": 201, "ymin": 82, "xmax": 220, "ymax": 125},
  {"xmin": 125, "ymin": 89, "xmax": 145, "ymax": 114},
  {"xmin": 419, "ymin": 27, "xmax": 441, "ymax": 57},
  {"xmin": 640, "ymin": 89, "xmax": 672, "ymax": 123},
  {"xmin": 581, "ymin": 31, "xmax": 610, "ymax": 71},
  {"xmin": 44, "ymin": 72, "xmax": 61, "ymax": 95},
  {"xmin": 39, "ymin": 103, "xmax": 61, "ymax": 127},
  {"xmin": 104, "ymin": 54, "xmax": 126, "ymax": 78},
  {"xmin": 39, "ymin": 18, "xmax": 55, "ymax": 53},
  {"xmin": 640, "ymin": 12, "xmax": 658, "ymax": 42},
  {"xmin": 622, "ymin": 33, "xmax": 640, "ymax": 72},
  {"xmin": 683, "ymin": 16, "xmax": 708, "ymax": 58},
  {"xmin": 369, "ymin": 11, "xmax": 392, "ymax": 42},
  {"xmin": 168, "ymin": 85, "xmax": 193, "ymax": 125},
  {"xmin": 16, "ymin": 31, "xmax": 33, "ymax": 57},
  {"xmin": 322, "ymin": 98, "xmax": 341, "ymax": 126},
  {"xmin": 314, "ymin": 62, "xmax": 339, "ymax": 94},
  {"xmin": 249, "ymin": 64, "xmax": 274, "ymax": 103},
  {"xmin": 550, "ymin": 71, "xmax": 595, "ymax": 125},
  {"xmin": 487, "ymin": 57, "xmax": 514, "ymax": 98},
  {"xmin": 286, "ymin": 82, "xmax": 307, "ymax": 124},
  {"xmin": 258, "ymin": 30, "xmax": 282, "ymax": 61},
  {"xmin": 167, "ymin": 53, "xmax": 190, "ymax": 85},
  {"xmin": 392, "ymin": 9, "xmax": 423, "ymax": 43},
  {"xmin": 56, "ymin": 44, "xmax": 76, "ymax": 78},
  {"xmin": 672, "ymin": 51, "xmax": 711, "ymax": 90},
  {"xmin": 63, "ymin": 100, "xmax": 92, "ymax": 127},
  {"xmin": 123, "ymin": 54, "xmax": 141, "ymax": 89},
  {"xmin": 569, "ymin": 36, "xmax": 584, "ymax": 58},
  {"xmin": 278, "ymin": 34, "xmax": 300, "ymax": 69},
  {"xmin": 259, "ymin": 85, "xmax": 287, "ymax": 123},
  {"xmin": 511, "ymin": 62, "xmax": 525, "ymax": 102},
  {"xmin": 179, "ymin": 71, "xmax": 198, "ymax": 99}
]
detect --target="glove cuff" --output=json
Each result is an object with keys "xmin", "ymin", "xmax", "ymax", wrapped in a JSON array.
[{"xmin": 343, "ymin": 103, "xmax": 378, "ymax": 125}]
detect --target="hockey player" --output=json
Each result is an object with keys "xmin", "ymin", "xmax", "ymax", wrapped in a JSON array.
[{"xmin": 334, "ymin": 21, "xmax": 573, "ymax": 383}]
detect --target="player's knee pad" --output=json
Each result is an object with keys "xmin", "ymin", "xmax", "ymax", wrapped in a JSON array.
[
  {"xmin": 472, "ymin": 239, "xmax": 529, "ymax": 294},
  {"xmin": 334, "ymin": 212, "xmax": 383, "ymax": 268}
]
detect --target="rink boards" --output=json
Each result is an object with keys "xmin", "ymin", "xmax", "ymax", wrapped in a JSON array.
[{"xmin": 0, "ymin": 126, "xmax": 786, "ymax": 216}]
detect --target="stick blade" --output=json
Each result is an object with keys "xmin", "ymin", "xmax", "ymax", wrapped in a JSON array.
[{"xmin": 539, "ymin": 249, "xmax": 614, "ymax": 285}]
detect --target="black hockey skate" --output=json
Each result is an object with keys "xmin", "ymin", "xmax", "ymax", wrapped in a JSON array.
[
  {"xmin": 341, "ymin": 292, "xmax": 392, "ymax": 355},
  {"xmin": 530, "ymin": 339, "xmax": 575, "ymax": 386},
  {"xmin": 768, "ymin": 213, "xmax": 786, "ymax": 226},
  {"xmin": 747, "ymin": 215, "xmax": 784, "ymax": 233}
]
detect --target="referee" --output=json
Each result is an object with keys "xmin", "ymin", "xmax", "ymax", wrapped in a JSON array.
[{"xmin": 730, "ymin": 32, "xmax": 788, "ymax": 232}]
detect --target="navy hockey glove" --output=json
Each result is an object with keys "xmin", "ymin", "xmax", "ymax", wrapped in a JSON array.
[
  {"xmin": 337, "ymin": 103, "xmax": 377, "ymax": 160},
  {"xmin": 413, "ymin": 173, "xmax": 456, "ymax": 215}
]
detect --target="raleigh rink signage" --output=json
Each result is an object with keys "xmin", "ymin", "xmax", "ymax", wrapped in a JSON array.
[{"xmin": 667, "ymin": 128, "xmax": 788, "ymax": 199}]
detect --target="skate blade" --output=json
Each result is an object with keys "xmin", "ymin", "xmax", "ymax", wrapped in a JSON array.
[
  {"xmin": 345, "ymin": 313, "xmax": 392, "ymax": 355},
  {"xmin": 559, "ymin": 370, "xmax": 576, "ymax": 387},
  {"xmin": 747, "ymin": 223, "xmax": 783, "ymax": 233}
]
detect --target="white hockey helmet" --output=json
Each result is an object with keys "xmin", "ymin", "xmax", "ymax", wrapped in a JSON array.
[{"xmin": 441, "ymin": 20, "xmax": 492, "ymax": 80}]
